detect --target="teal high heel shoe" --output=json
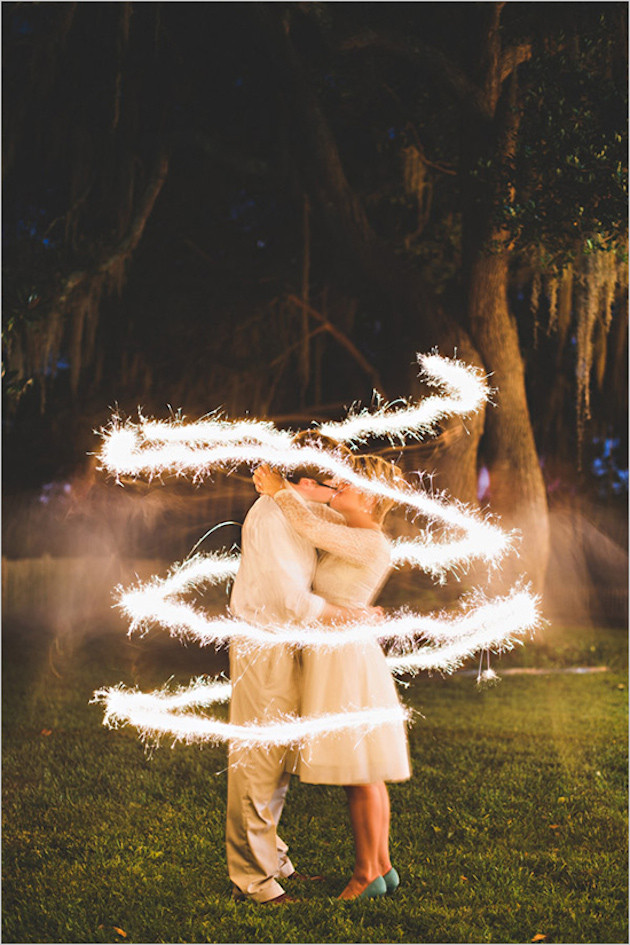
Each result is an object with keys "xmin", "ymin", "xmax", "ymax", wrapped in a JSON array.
[
  {"xmin": 382, "ymin": 867, "xmax": 400, "ymax": 893},
  {"xmin": 357, "ymin": 875, "xmax": 387, "ymax": 899}
]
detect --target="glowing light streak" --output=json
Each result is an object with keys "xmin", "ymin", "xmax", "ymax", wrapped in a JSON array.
[
  {"xmin": 100, "ymin": 355, "xmax": 488, "ymax": 470},
  {"xmin": 136, "ymin": 552, "xmax": 240, "ymax": 597},
  {"xmin": 101, "ymin": 676, "xmax": 233, "ymax": 709},
  {"xmin": 119, "ymin": 555, "xmax": 538, "ymax": 652},
  {"xmin": 385, "ymin": 592, "xmax": 540, "ymax": 675},
  {"xmin": 142, "ymin": 417, "xmax": 293, "ymax": 448},
  {"xmin": 98, "ymin": 353, "xmax": 488, "ymax": 473},
  {"xmin": 101, "ymin": 441, "xmax": 511, "ymax": 576},
  {"xmin": 94, "ymin": 583, "xmax": 540, "ymax": 749},
  {"xmin": 98, "ymin": 354, "xmax": 505, "ymax": 575},
  {"xmin": 93, "ymin": 685, "xmax": 409, "ymax": 749},
  {"xmin": 390, "ymin": 530, "xmax": 512, "ymax": 577},
  {"xmin": 95, "ymin": 351, "xmax": 538, "ymax": 755},
  {"xmin": 123, "ymin": 535, "xmax": 509, "ymax": 613},
  {"xmin": 319, "ymin": 353, "xmax": 489, "ymax": 443}
]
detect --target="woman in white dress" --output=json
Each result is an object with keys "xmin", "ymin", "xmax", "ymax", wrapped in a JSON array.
[{"xmin": 253, "ymin": 454, "xmax": 411, "ymax": 900}]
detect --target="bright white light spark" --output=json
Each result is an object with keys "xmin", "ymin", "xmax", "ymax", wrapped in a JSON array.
[
  {"xmin": 95, "ymin": 351, "xmax": 539, "ymax": 754},
  {"xmin": 93, "ymin": 685, "xmax": 410, "ymax": 749},
  {"xmin": 94, "ymin": 582, "xmax": 540, "ymax": 750},
  {"xmin": 385, "ymin": 590, "xmax": 540, "ymax": 676},
  {"xmin": 118, "ymin": 561, "xmax": 538, "ymax": 654},
  {"xmin": 98, "ymin": 353, "xmax": 503, "ymax": 575},
  {"xmin": 142, "ymin": 416, "xmax": 293, "ymax": 448},
  {"xmin": 102, "ymin": 676, "xmax": 233, "ymax": 709},
  {"xmin": 101, "ymin": 441, "xmax": 511, "ymax": 577},
  {"xmin": 98, "ymin": 353, "xmax": 488, "ymax": 474},
  {"xmin": 319, "ymin": 353, "xmax": 489, "ymax": 443}
]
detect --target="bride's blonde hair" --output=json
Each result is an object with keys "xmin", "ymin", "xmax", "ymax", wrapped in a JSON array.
[{"xmin": 352, "ymin": 454, "xmax": 404, "ymax": 524}]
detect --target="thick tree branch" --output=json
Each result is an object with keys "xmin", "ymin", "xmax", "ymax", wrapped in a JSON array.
[
  {"xmin": 500, "ymin": 43, "xmax": 532, "ymax": 83},
  {"xmin": 96, "ymin": 152, "xmax": 169, "ymax": 274},
  {"xmin": 340, "ymin": 29, "xmax": 492, "ymax": 121},
  {"xmin": 58, "ymin": 152, "xmax": 169, "ymax": 303},
  {"xmin": 286, "ymin": 293, "xmax": 387, "ymax": 396},
  {"xmin": 268, "ymin": 324, "xmax": 328, "ymax": 369},
  {"xmin": 479, "ymin": 2, "xmax": 504, "ymax": 109}
]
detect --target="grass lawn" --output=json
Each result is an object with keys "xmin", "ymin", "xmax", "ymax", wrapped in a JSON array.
[{"xmin": 2, "ymin": 619, "xmax": 627, "ymax": 944}]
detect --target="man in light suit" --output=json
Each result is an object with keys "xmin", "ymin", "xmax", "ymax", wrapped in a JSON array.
[{"xmin": 226, "ymin": 433, "xmax": 367, "ymax": 904}]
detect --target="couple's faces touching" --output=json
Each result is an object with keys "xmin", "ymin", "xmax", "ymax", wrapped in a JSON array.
[
  {"xmin": 295, "ymin": 477, "xmax": 339, "ymax": 504},
  {"xmin": 299, "ymin": 477, "xmax": 373, "ymax": 517},
  {"xmin": 330, "ymin": 482, "xmax": 374, "ymax": 516}
]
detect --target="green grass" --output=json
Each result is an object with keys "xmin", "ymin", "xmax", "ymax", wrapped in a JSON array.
[{"xmin": 2, "ymin": 621, "xmax": 627, "ymax": 944}]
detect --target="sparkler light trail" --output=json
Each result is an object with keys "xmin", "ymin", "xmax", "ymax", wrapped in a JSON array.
[
  {"xmin": 103, "ymin": 436, "xmax": 513, "ymax": 575},
  {"xmin": 117, "ymin": 554, "xmax": 537, "ymax": 653},
  {"xmin": 98, "ymin": 353, "xmax": 505, "ymax": 574},
  {"xmin": 95, "ymin": 351, "xmax": 540, "ymax": 753},
  {"xmin": 95, "ymin": 584, "xmax": 539, "ymax": 748},
  {"xmin": 92, "ymin": 684, "xmax": 411, "ymax": 749},
  {"xmin": 99, "ymin": 354, "xmax": 489, "ymax": 477},
  {"xmin": 98, "ymin": 352, "xmax": 488, "ymax": 471},
  {"xmin": 318, "ymin": 353, "xmax": 489, "ymax": 444}
]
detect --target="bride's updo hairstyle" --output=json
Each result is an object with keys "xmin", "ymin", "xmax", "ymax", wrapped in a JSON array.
[
  {"xmin": 285, "ymin": 430, "xmax": 353, "ymax": 483},
  {"xmin": 352, "ymin": 454, "xmax": 404, "ymax": 524}
]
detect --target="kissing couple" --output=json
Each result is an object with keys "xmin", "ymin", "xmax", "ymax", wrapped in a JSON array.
[{"xmin": 225, "ymin": 430, "xmax": 411, "ymax": 903}]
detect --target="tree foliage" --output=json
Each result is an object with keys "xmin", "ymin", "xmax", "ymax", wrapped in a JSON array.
[{"xmin": 2, "ymin": 2, "xmax": 627, "ymax": 493}]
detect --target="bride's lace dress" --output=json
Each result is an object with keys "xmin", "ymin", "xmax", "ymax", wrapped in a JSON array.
[{"xmin": 274, "ymin": 488, "xmax": 411, "ymax": 784}]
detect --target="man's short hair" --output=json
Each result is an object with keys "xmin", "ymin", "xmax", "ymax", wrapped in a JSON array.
[{"xmin": 285, "ymin": 430, "xmax": 352, "ymax": 483}]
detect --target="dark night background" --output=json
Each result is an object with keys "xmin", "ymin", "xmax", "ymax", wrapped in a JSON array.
[{"xmin": 2, "ymin": 1, "xmax": 628, "ymax": 619}]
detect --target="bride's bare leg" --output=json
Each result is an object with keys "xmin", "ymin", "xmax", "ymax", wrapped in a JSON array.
[
  {"xmin": 340, "ymin": 784, "xmax": 382, "ymax": 898},
  {"xmin": 377, "ymin": 781, "xmax": 393, "ymax": 875}
]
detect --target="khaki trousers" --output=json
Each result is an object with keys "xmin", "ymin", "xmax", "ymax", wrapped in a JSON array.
[{"xmin": 226, "ymin": 641, "xmax": 300, "ymax": 902}]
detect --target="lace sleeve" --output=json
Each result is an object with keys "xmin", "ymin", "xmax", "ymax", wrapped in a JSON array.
[
  {"xmin": 274, "ymin": 488, "xmax": 386, "ymax": 567},
  {"xmin": 307, "ymin": 503, "xmax": 346, "ymax": 525}
]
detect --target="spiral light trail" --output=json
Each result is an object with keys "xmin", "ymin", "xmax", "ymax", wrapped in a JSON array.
[{"xmin": 95, "ymin": 352, "xmax": 540, "ymax": 750}]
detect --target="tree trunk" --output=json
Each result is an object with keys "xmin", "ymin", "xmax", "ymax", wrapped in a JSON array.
[
  {"xmin": 460, "ymin": 11, "xmax": 550, "ymax": 593},
  {"xmin": 468, "ymin": 249, "xmax": 550, "ymax": 591}
]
